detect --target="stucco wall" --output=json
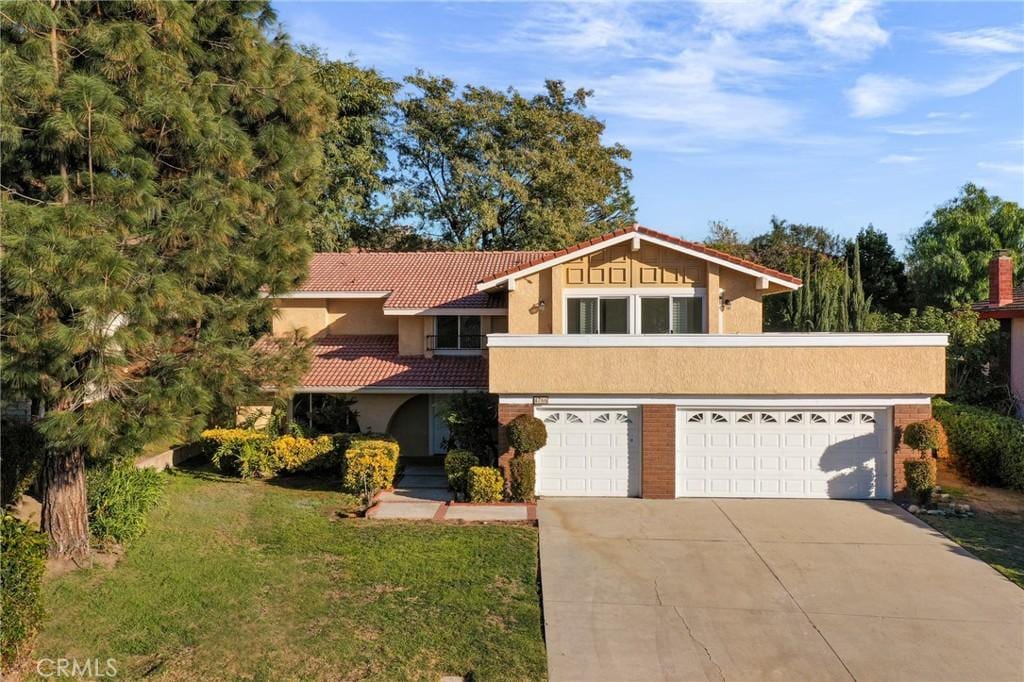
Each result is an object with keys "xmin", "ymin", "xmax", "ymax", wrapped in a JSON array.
[
  {"xmin": 273, "ymin": 299, "xmax": 327, "ymax": 336},
  {"xmin": 720, "ymin": 268, "xmax": 765, "ymax": 334},
  {"xmin": 508, "ymin": 271, "xmax": 553, "ymax": 334},
  {"xmin": 350, "ymin": 393, "xmax": 419, "ymax": 433},
  {"xmin": 398, "ymin": 317, "xmax": 425, "ymax": 356},
  {"xmin": 325, "ymin": 299, "xmax": 398, "ymax": 336},
  {"xmin": 489, "ymin": 345, "xmax": 947, "ymax": 395}
]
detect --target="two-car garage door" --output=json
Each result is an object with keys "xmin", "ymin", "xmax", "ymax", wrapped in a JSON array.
[
  {"xmin": 533, "ymin": 404, "xmax": 891, "ymax": 499},
  {"xmin": 677, "ymin": 408, "xmax": 890, "ymax": 499}
]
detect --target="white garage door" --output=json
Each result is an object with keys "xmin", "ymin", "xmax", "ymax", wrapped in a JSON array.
[
  {"xmin": 677, "ymin": 408, "xmax": 890, "ymax": 499},
  {"xmin": 535, "ymin": 408, "xmax": 641, "ymax": 497}
]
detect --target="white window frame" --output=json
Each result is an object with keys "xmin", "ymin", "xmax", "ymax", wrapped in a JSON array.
[
  {"xmin": 565, "ymin": 295, "xmax": 631, "ymax": 335},
  {"xmin": 433, "ymin": 314, "xmax": 483, "ymax": 354},
  {"xmin": 563, "ymin": 288, "xmax": 707, "ymax": 335}
]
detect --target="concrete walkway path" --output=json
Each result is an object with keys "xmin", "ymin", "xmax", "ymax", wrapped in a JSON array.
[
  {"xmin": 367, "ymin": 465, "xmax": 533, "ymax": 522},
  {"xmin": 539, "ymin": 498, "xmax": 1024, "ymax": 682}
]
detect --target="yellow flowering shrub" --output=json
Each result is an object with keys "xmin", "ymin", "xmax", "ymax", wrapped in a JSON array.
[
  {"xmin": 342, "ymin": 437, "xmax": 399, "ymax": 494},
  {"xmin": 271, "ymin": 435, "xmax": 335, "ymax": 472},
  {"xmin": 467, "ymin": 467, "xmax": 504, "ymax": 503}
]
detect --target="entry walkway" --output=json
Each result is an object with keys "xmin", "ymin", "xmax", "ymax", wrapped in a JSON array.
[{"xmin": 368, "ymin": 465, "xmax": 532, "ymax": 522}]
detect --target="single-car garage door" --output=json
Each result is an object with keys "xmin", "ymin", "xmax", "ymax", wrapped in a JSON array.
[
  {"xmin": 535, "ymin": 407, "xmax": 641, "ymax": 497},
  {"xmin": 677, "ymin": 408, "xmax": 890, "ymax": 499}
]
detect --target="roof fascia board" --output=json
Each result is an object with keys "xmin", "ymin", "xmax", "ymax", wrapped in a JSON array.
[
  {"xmin": 269, "ymin": 291, "xmax": 392, "ymax": 299},
  {"xmin": 383, "ymin": 307, "xmax": 508, "ymax": 316},
  {"xmin": 475, "ymin": 231, "xmax": 800, "ymax": 291}
]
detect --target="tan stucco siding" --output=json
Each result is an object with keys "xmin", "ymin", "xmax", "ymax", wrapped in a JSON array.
[
  {"xmin": 560, "ymin": 242, "xmax": 708, "ymax": 288},
  {"xmin": 273, "ymin": 299, "xmax": 328, "ymax": 336},
  {"xmin": 488, "ymin": 346, "xmax": 946, "ymax": 395},
  {"xmin": 1012, "ymin": 318, "xmax": 1024, "ymax": 413},
  {"xmin": 398, "ymin": 317, "xmax": 425, "ymax": 356},
  {"xmin": 326, "ymin": 299, "xmax": 397, "ymax": 336},
  {"xmin": 508, "ymin": 271, "xmax": 553, "ymax": 334},
  {"xmin": 349, "ymin": 393, "xmax": 420, "ymax": 433},
  {"xmin": 720, "ymin": 268, "xmax": 765, "ymax": 333}
]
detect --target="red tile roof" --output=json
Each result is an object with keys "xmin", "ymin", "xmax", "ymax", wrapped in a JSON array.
[
  {"xmin": 973, "ymin": 284, "xmax": 1024, "ymax": 318},
  {"xmin": 298, "ymin": 336, "xmax": 488, "ymax": 389},
  {"xmin": 477, "ymin": 224, "xmax": 803, "ymax": 286},
  {"xmin": 299, "ymin": 252, "xmax": 549, "ymax": 309}
]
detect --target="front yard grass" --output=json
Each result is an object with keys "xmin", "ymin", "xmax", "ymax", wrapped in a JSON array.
[
  {"xmin": 924, "ymin": 512, "xmax": 1024, "ymax": 588},
  {"xmin": 35, "ymin": 467, "xmax": 546, "ymax": 680}
]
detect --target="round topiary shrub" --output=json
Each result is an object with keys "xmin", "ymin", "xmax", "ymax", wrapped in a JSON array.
[
  {"xmin": 903, "ymin": 420, "xmax": 942, "ymax": 456},
  {"xmin": 507, "ymin": 414, "xmax": 547, "ymax": 455},
  {"xmin": 509, "ymin": 456, "xmax": 536, "ymax": 503},
  {"xmin": 444, "ymin": 450, "xmax": 479, "ymax": 493},
  {"xmin": 903, "ymin": 458, "xmax": 936, "ymax": 504}
]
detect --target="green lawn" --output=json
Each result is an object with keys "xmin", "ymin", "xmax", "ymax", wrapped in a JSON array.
[
  {"xmin": 36, "ymin": 468, "xmax": 547, "ymax": 680},
  {"xmin": 924, "ymin": 513, "xmax": 1024, "ymax": 588}
]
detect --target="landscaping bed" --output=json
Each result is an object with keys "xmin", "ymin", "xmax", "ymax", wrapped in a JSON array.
[{"xmin": 34, "ymin": 466, "xmax": 547, "ymax": 680}]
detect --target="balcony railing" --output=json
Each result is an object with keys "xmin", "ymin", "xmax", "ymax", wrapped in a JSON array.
[{"xmin": 427, "ymin": 335, "xmax": 486, "ymax": 352}]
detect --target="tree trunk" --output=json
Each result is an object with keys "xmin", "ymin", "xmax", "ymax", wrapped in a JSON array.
[{"xmin": 41, "ymin": 448, "xmax": 91, "ymax": 561}]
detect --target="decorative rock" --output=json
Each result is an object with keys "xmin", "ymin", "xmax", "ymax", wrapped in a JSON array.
[
  {"xmin": 926, "ymin": 509, "xmax": 946, "ymax": 516},
  {"xmin": 956, "ymin": 503, "xmax": 972, "ymax": 513},
  {"xmin": 933, "ymin": 486, "xmax": 943, "ymax": 493},
  {"xmin": 907, "ymin": 504, "xmax": 920, "ymax": 514}
]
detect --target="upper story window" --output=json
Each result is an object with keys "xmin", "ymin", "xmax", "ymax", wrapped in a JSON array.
[
  {"xmin": 566, "ymin": 291, "xmax": 704, "ymax": 335},
  {"xmin": 433, "ymin": 315, "xmax": 482, "ymax": 350}
]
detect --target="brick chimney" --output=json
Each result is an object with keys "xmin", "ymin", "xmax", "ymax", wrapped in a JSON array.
[{"xmin": 989, "ymin": 250, "xmax": 1014, "ymax": 306}]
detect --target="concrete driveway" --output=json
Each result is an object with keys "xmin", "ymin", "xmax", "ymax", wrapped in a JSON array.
[{"xmin": 538, "ymin": 498, "xmax": 1024, "ymax": 681}]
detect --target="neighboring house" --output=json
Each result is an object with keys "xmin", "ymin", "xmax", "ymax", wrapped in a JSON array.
[
  {"xmin": 263, "ymin": 225, "xmax": 947, "ymax": 500},
  {"xmin": 972, "ymin": 250, "xmax": 1024, "ymax": 417}
]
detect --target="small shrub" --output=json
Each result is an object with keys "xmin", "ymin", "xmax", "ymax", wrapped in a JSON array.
[
  {"xmin": 903, "ymin": 420, "xmax": 942, "ymax": 456},
  {"xmin": 1, "ymin": 514, "xmax": 47, "ymax": 667},
  {"xmin": 509, "ymin": 456, "xmax": 536, "ymax": 503},
  {"xmin": 202, "ymin": 429, "xmax": 275, "ymax": 479},
  {"xmin": 272, "ymin": 434, "xmax": 336, "ymax": 472},
  {"xmin": 1, "ymin": 421, "xmax": 43, "ymax": 508},
  {"xmin": 86, "ymin": 464, "xmax": 165, "ymax": 545},
  {"xmin": 467, "ymin": 466, "xmax": 504, "ymax": 503},
  {"xmin": 507, "ymin": 414, "xmax": 547, "ymax": 455},
  {"xmin": 934, "ymin": 400, "xmax": 1024, "ymax": 490},
  {"xmin": 342, "ymin": 437, "xmax": 399, "ymax": 495},
  {"xmin": 444, "ymin": 450, "xmax": 479, "ymax": 493},
  {"xmin": 903, "ymin": 458, "xmax": 936, "ymax": 504}
]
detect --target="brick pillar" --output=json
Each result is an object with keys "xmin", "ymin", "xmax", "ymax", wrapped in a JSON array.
[
  {"xmin": 893, "ymin": 403, "xmax": 932, "ymax": 498},
  {"xmin": 498, "ymin": 401, "xmax": 533, "ymax": 471},
  {"xmin": 641, "ymin": 404, "xmax": 676, "ymax": 499}
]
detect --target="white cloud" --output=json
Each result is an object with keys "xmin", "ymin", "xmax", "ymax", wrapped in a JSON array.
[
  {"xmin": 510, "ymin": 3, "xmax": 646, "ymax": 54},
  {"xmin": 935, "ymin": 27, "xmax": 1024, "ymax": 55},
  {"xmin": 978, "ymin": 161, "xmax": 1024, "ymax": 174},
  {"xmin": 696, "ymin": 0, "xmax": 889, "ymax": 59},
  {"xmin": 883, "ymin": 122, "xmax": 972, "ymax": 136},
  {"xmin": 879, "ymin": 154, "xmax": 922, "ymax": 164},
  {"xmin": 846, "ymin": 64, "xmax": 1021, "ymax": 118}
]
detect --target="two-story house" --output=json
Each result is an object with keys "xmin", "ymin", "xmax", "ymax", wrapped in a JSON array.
[{"xmin": 265, "ymin": 225, "xmax": 947, "ymax": 500}]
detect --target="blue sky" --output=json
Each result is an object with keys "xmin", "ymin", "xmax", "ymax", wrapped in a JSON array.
[{"xmin": 273, "ymin": 1, "xmax": 1024, "ymax": 250}]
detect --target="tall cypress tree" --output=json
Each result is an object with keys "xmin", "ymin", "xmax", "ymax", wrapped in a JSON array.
[
  {"xmin": 849, "ymin": 239, "xmax": 871, "ymax": 331},
  {"xmin": 1, "ymin": 1, "xmax": 330, "ymax": 559}
]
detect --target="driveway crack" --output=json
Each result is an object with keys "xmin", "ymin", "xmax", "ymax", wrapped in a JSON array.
[
  {"xmin": 712, "ymin": 500, "xmax": 857, "ymax": 681},
  {"xmin": 673, "ymin": 606, "xmax": 725, "ymax": 682}
]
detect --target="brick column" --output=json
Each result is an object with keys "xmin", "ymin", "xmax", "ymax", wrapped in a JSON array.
[
  {"xmin": 498, "ymin": 401, "xmax": 533, "ymax": 471},
  {"xmin": 641, "ymin": 404, "xmax": 676, "ymax": 499},
  {"xmin": 893, "ymin": 403, "xmax": 932, "ymax": 498}
]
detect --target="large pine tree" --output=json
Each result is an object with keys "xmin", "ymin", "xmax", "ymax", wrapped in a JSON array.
[{"xmin": 1, "ymin": 1, "xmax": 330, "ymax": 559}]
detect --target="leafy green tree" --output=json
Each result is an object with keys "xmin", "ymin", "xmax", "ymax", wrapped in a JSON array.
[
  {"xmin": 1, "ymin": 1, "xmax": 329, "ymax": 559},
  {"xmin": 844, "ymin": 226, "xmax": 908, "ymax": 314},
  {"xmin": 393, "ymin": 74, "xmax": 636, "ymax": 250},
  {"xmin": 906, "ymin": 184, "xmax": 1023, "ymax": 309},
  {"xmin": 749, "ymin": 217, "xmax": 843, "ymax": 273},
  {"xmin": 300, "ymin": 47, "xmax": 415, "ymax": 251},
  {"xmin": 704, "ymin": 221, "xmax": 752, "ymax": 258},
  {"xmin": 866, "ymin": 308, "xmax": 1011, "ymax": 411}
]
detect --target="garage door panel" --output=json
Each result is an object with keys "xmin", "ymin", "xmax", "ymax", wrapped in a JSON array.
[
  {"xmin": 677, "ymin": 408, "xmax": 890, "ymax": 499},
  {"xmin": 536, "ymin": 408, "xmax": 641, "ymax": 497}
]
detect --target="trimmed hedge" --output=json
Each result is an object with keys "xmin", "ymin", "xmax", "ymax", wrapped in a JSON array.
[
  {"xmin": 509, "ymin": 456, "xmax": 536, "ymax": 503},
  {"xmin": 1, "ymin": 514, "xmax": 47, "ymax": 667},
  {"xmin": 507, "ymin": 414, "xmax": 547, "ymax": 455},
  {"xmin": 271, "ymin": 434, "xmax": 336, "ymax": 472},
  {"xmin": 444, "ymin": 450, "xmax": 479, "ymax": 494},
  {"xmin": 342, "ymin": 437, "xmax": 399, "ymax": 495},
  {"xmin": 202, "ymin": 429, "xmax": 275, "ymax": 479},
  {"xmin": 1, "ymin": 421, "xmax": 43, "ymax": 508},
  {"xmin": 903, "ymin": 420, "xmax": 943, "ymax": 456},
  {"xmin": 933, "ymin": 400, "xmax": 1024, "ymax": 491},
  {"xmin": 467, "ymin": 467, "xmax": 504, "ymax": 503},
  {"xmin": 86, "ymin": 464, "xmax": 165, "ymax": 545},
  {"xmin": 903, "ymin": 458, "xmax": 936, "ymax": 504}
]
